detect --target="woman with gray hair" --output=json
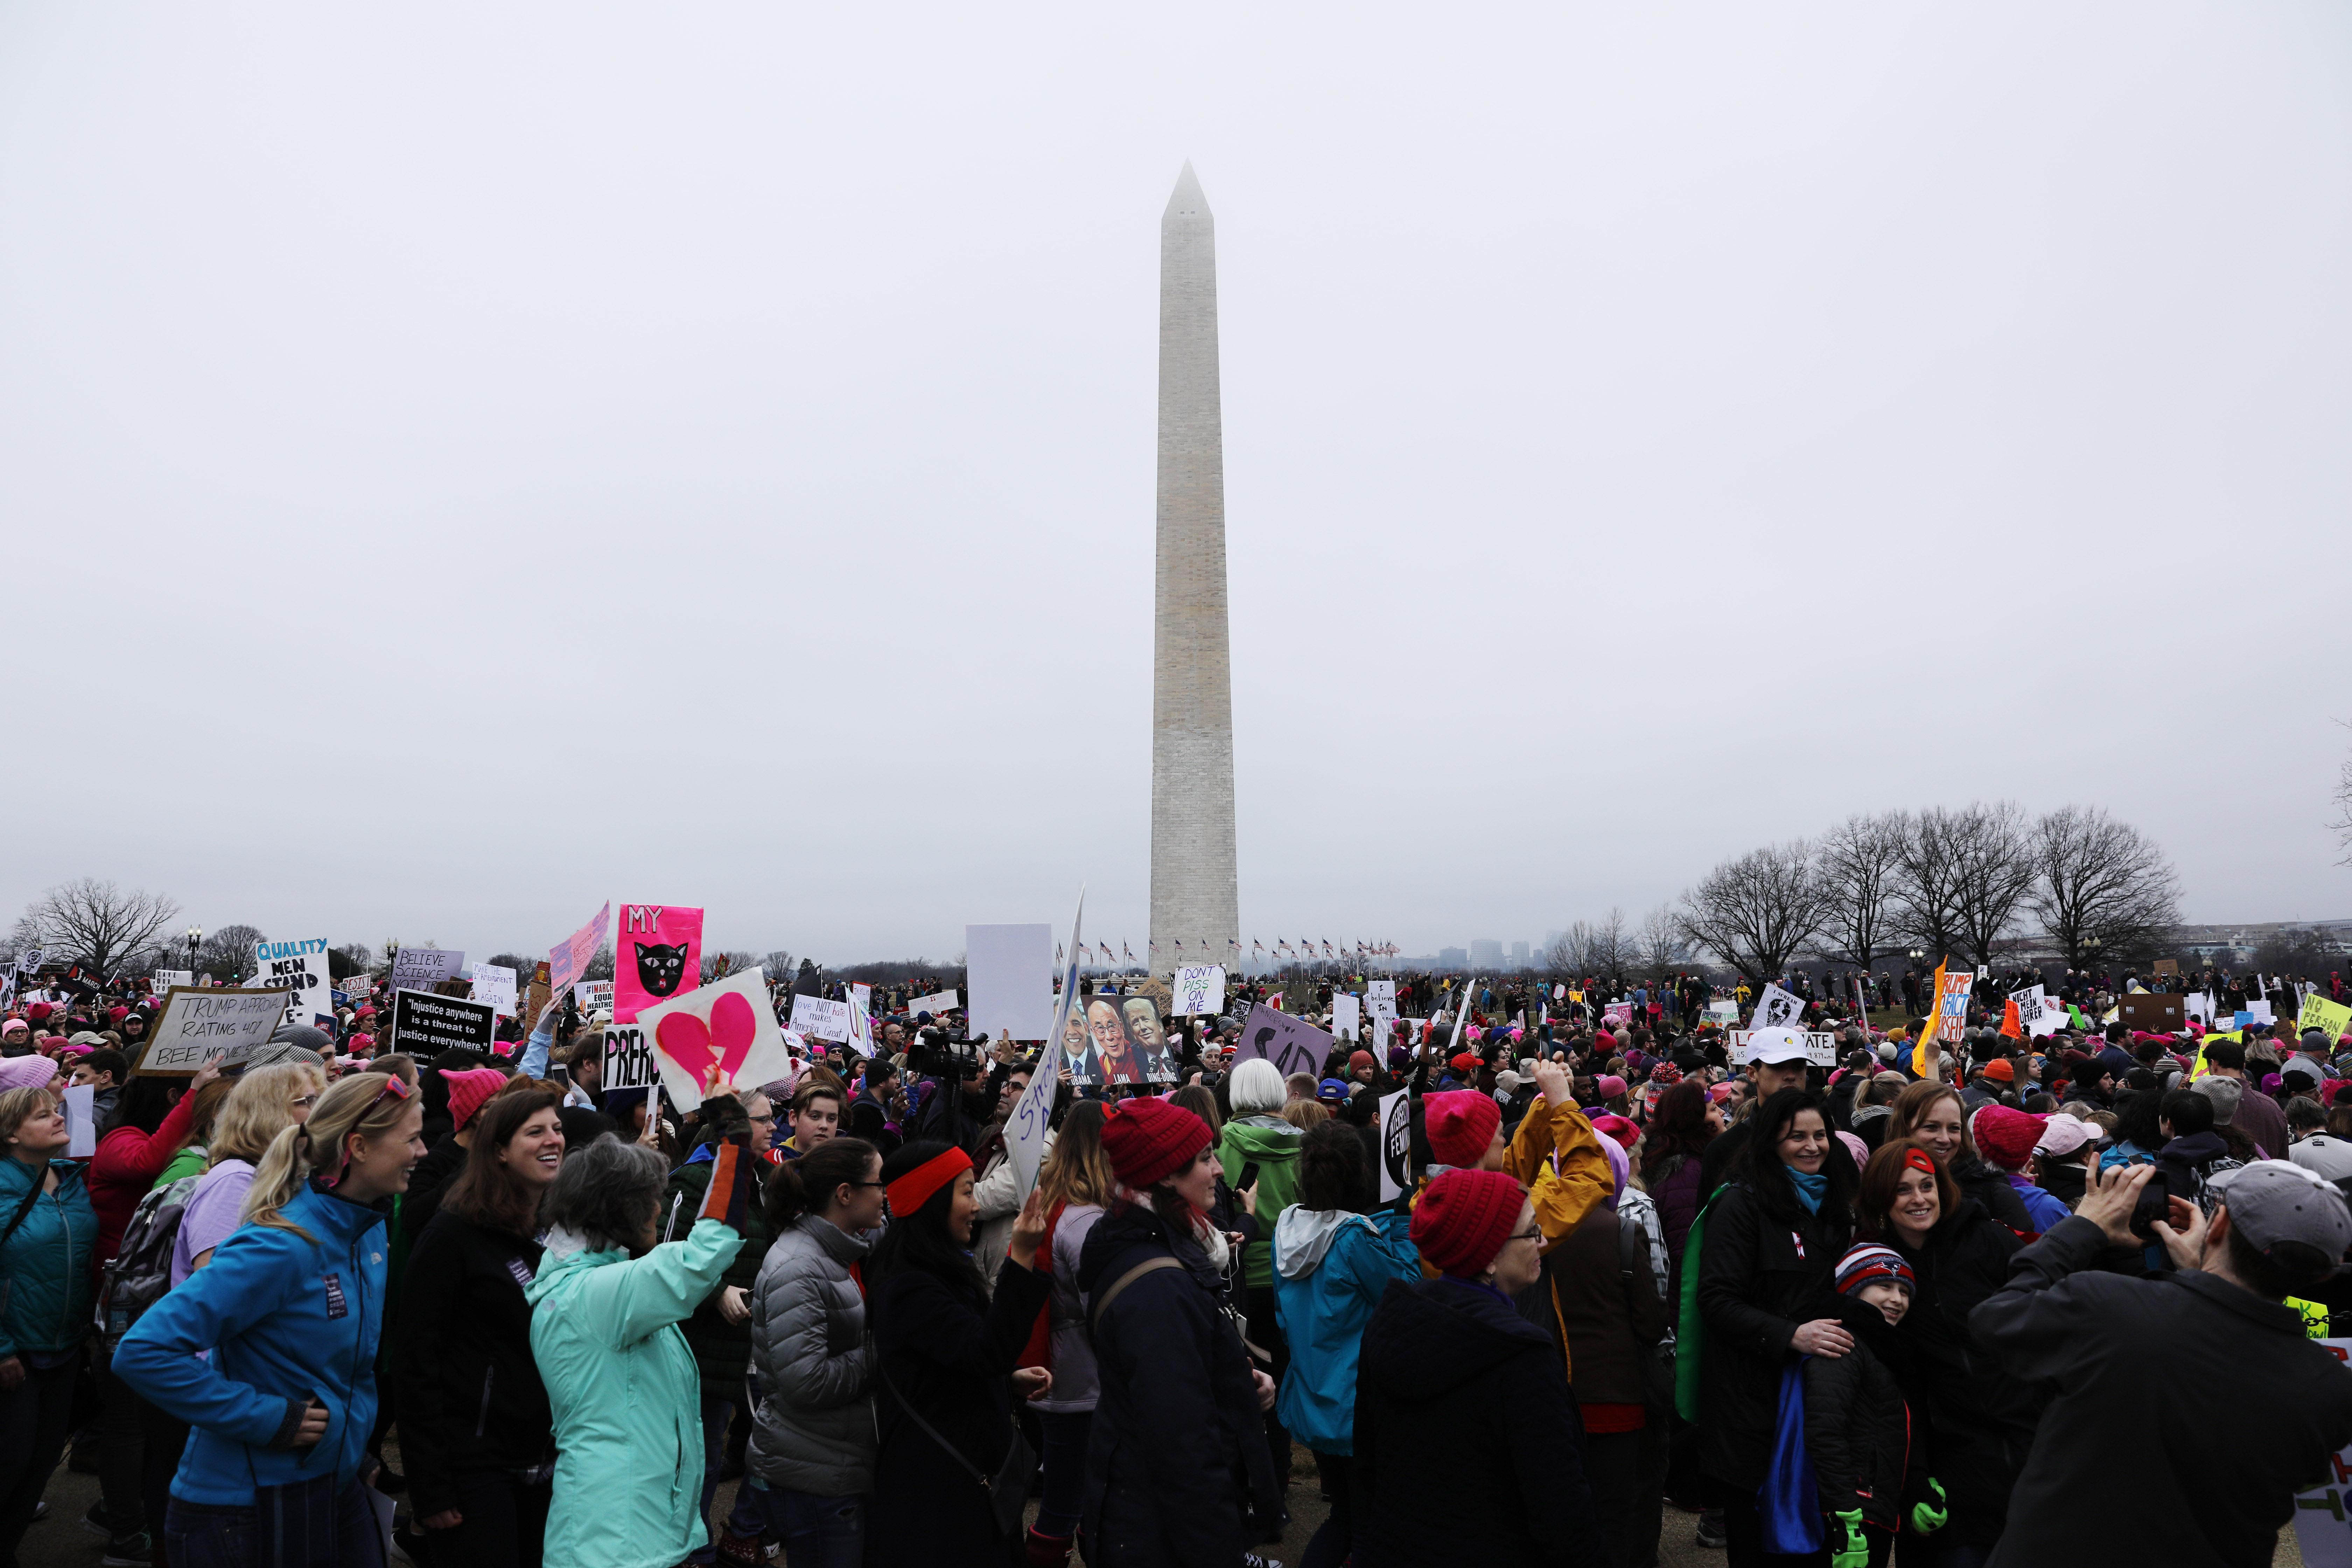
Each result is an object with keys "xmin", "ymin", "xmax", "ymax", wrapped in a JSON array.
[{"xmin": 525, "ymin": 1130, "xmax": 757, "ymax": 1568}]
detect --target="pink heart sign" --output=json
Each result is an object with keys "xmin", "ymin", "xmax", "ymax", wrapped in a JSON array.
[{"xmin": 655, "ymin": 990, "xmax": 759, "ymax": 1093}]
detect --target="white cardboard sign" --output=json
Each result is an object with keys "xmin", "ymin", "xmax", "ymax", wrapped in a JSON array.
[
  {"xmin": 1333, "ymin": 993, "xmax": 1361, "ymax": 1042},
  {"xmin": 1174, "ymin": 964, "xmax": 1226, "ymax": 1017},
  {"xmin": 140, "ymin": 987, "xmax": 289, "ymax": 1075},
  {"xmin": 389, "ymin": 947, "xmax": 467, "ymax": 993},
  {"xmin": 966, "ymin": 923, "xmax": 1054, "ymax": 1043},
  {"xmin": 910, "ymin": 989, "xmax": 961, "ymax": 1017},
  {"xmin": 789, "ymin": 994, "xmax": 853, "ymax": 1043},
  {"xmin": 255, "ymin": 937, "xmax": 334, "ymax": 1030},
  {"xmin": 468, "ymin": 962, "xmax": 518, "ymax": 1018},
  {"xmin": 637, "ymin": 967, "xmax": 793, "ymax": 1106}
]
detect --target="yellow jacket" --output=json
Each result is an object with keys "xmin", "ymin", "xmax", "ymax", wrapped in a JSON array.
[{"xmin": 1502, "ymin": 1094, "xmax": 1616, "ymax": 1376}]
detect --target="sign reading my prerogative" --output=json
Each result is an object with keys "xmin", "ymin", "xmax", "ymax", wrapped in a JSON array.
[{"xmin": 390, "ymin": 988, "xmax": 498, "ymax": 1056}]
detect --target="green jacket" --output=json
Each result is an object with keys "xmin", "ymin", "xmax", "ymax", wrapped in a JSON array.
[
  {"xmin": 1216, "ymin": 1116, "xmax": 1306, "ymax": 1290},
  {"xmin": 663, "ymin": 1148, "xmax": 773, "ymax": 1397},
  {"xmin": 527, "ymin": 1218, "xmax": 744, "ymax": 1568},
  {"xmin": 0, "ymin": 1157, "xmax": 97, "ymax": 1360}
]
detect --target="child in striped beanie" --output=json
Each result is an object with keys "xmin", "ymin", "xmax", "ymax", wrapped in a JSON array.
[{"xmin": 1833, "ymin": 1241, "xmax": 1915, "ymax": 1326}]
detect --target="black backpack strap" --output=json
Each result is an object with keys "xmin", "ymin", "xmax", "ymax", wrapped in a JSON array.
[{"xmin": 1087, "ymin": 1255, "xmax": 1184, "ymax": 1335}]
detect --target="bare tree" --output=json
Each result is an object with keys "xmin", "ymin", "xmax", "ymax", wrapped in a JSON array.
[
  {"xmin": 1635, "ymin": 903, "xmax": 1690, "ymax": 979},
  {"xmin": 1545, "ymin": 928, "xmax": 1587, "ymax": 976},
  {"xmin": 2030, "ymin": 805, "xmax": 2181, "ymax": 968},
  {"xmin": 1676, "ymin": 840, "xmax": 1833, "ymax": 990},
  {"xmin": 2334, "ymin": 726, "xmax": 2352, "ymax": 866},
  {"xmin": 761, "ymin": 950, "xmax": 796, "ymax": 983},
  {"xmin": 196, "ymin": 924, "xmax": 267, "ymax": 982},
  {"xmin": 1816, "ymin": 811, "xmax": 1910, "ymax": 972},
  {"xmin": 1940, "ymin": 802, "xmax": 2040, "ymax": 967},
  {"xmin": 22, "ymin": 878, "xmax": 183, "ymax": 976},
  {"xmin": 1893, "ymin": 808, "xmax": 1970, "ymax": 962}
]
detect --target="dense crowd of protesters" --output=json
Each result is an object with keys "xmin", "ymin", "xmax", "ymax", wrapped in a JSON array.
[{"xmin": 4, "ymin": 958, "xmax": 2352, "ymax": 1568}]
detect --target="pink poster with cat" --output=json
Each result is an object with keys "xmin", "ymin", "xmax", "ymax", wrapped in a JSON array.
[{"xmin": 613, "ymin": 903, "xmax": 704, "ymax": 1024}]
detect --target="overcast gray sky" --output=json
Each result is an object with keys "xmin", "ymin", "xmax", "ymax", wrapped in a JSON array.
[{"xmin": 5, "ymin": 3, "xmax": 2348, "ymax": 966}]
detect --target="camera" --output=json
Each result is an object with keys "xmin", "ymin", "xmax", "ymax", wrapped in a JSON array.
[{"xmin": 908, "ymin": 1025, "xmax": 978, "ymax": 1080}]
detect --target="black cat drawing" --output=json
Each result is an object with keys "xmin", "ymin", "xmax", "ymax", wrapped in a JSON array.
[{"xmin": 635, "ymin": 940, "xmax": 689, "ymax": 998}]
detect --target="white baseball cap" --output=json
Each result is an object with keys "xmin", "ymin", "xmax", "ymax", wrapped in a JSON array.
[{"xmin": 1745, "ymin": 1026, "xmax": 1811, "ymax": 1066}]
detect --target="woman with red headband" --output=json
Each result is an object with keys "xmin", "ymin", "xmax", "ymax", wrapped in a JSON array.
[
  {"xmin": 865, "ymin": 1139, "xmax": 1054, "ymax": 1565},
  {"xmin": 1855, "ymin": 1136, "xmax": 2029, "ymax": 1566}
]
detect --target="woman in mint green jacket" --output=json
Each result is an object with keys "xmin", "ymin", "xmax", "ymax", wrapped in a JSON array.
[{"xmin": 527, "ymin": 1133, "xmax": 751, "ymax": 1568}]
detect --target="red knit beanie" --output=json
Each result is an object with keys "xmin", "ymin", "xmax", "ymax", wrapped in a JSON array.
[
  {"xmin": 1424, "ymin": 1090, "xmax": 1501, "ymax": 1168},
  {"xmin": 1970, "ymin": 1105, "xmax": 2045, "ymax": 1172},
  {"xmin": 1101, "ymin": 1097, "xmax": 1212, "ymax": 1190},
  {"xmin": 443, "ymin": 1068, "xmax": 507, "ymax": 1133},
  {"xmin": 1410, "ymin": 1169, "xmax": 1527, "ymax": 1278}
]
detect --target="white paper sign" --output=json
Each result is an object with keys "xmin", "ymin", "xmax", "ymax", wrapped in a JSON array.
[
  {"xmin": 1377, "ymin": 1087, "xmax": 1411, "ymax": 1202},
  {"xmin": 1367, "ymin": 980, "xmax": 1398, "ymax": 1024},
  {"xmin": 2010, "ymin": 984, "xmax": 2060, "ymax": 1038},
  {"xmin": 1174, "ymin": 964, "xmax": 1226, "ymax": 1017},
  {"xmin": 966, "ymin": 923, "xmax": 1055, "ymax": 1043},
  {"xmin": 600, "ymin": 1023, "xmax": 658, "ymax": 1090},
  {"xmin": 389, "ymin": 947, "xmax": 467, "ymax": 993},
  {"xmin": 254, "ymin": 937, "xmax": 334, "ymax": 1029},
  {"xmin": 637, "ymin": 967, "xmax": 794, "ymax": 1106},
  {"xmin": 1007, "ymin": 893, "xmax": 1084, "ymax": 1208},
  {"xmin": 1333, "ymin": 993, "xmax": 1361, "ymax": 1042},
  {"xmin": 2291, "ymin": 1340, "xmax": 2352, "ymax": 1567},
  {"xmin": 845, "ymin": 984, "xmax": 876, "ymax": 1058},
  {"xmin": 63, "ymin": 1084, "xmax": 97, "ymax": 1157},
  {"xmin": 152, "ymin": 969, "xmax": 194, "ymax": 992},
  {"xmin": 790, "ymin": 994, "xmax": 853, "ymax": 1043},
  {"xmin": 468, "ymin": 963, "xmax": 518, "ymax": 1018},
  {"xmin": 1729, "ymin": 1029, "xmax": 1840, "ymax": 1068},
  {"xmin": 1750, "ymin": 983, "xmax": 1806, "ymax": 1031},
  {"xmin": 572, "ymin": 981, "xmax": 614, "ymax": 1016}
]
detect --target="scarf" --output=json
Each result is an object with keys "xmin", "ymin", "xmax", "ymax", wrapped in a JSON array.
[
  {"xmin": 1114, "ymin": 1182, "xmax": 1231, "ymax": 1272},
  {"xmin": 1785, "ymin": 1166, "xmax": 1827, "ymax": 1214}
]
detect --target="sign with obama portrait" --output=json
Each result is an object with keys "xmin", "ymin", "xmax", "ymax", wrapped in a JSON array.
[{"xmin": 1064, "ymin": 990, "xmax": 1178, "ymax": 1087}]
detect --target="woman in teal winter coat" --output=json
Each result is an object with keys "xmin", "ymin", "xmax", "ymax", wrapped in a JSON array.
[
  {"xmin": 527, "ymin": 1131, "xmax": 753, "ymax": 1568},
  {"xmin": 1272, "ymin": 1122, "xmax": 1419, "ymax": 1568},
  {"xmin": 115, "ymin": 1065, "xmax": 428, "ymax": 1568},
  {"xmin": 0, "ymin": 1080, "xmax": 99, "ymax": 1568}
]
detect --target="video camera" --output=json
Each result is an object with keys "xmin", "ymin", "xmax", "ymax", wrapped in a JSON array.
[{"xmin": 907, "ymin": 1024, "xmax": 980, "ymax": 1080}]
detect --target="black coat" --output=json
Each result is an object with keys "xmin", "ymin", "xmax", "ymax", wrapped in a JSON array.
[
  {"xmin": 1882, "ymin": 1198, "xmax": 2032, "ymax": 1547},
  {"xmin": 1076, "ymin": 1203, "xmax": 1279, "ymax": 1568},
  {"xmin": 1353, "ymin": 1278, "xmax": 1608, "ymax": 1568},
  {"xmin": 395, "ymin": 1209, "xmax": 552, "ymax": 1517},
  {"xmin": 1694, "ymin": 1180, "xmax": 1851, "ymax": 1491},
  {"xmin": 869, "ymin": 1256, "xmax": 1051, "ymax": 1566},
  {"xmin": 1800, "ymin": 1295, "xmax": 1915, "ymax": 1533},
  {"xmin": 1949, "ymin": 1156, "xmax": 2032, "ymax": 1234},
  {"xmin": 397, "ymin": 1134, "xmax": 470, "ymax": 1253}
]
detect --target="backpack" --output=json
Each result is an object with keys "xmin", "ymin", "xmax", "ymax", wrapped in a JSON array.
[
  {"xmin": 1673, "ymin": 1190, "xmax": 1721, "ymax": 1423},
  {"xmin": 95, "ymin": 1173, "xmax": 202, "ymax": 1350}
]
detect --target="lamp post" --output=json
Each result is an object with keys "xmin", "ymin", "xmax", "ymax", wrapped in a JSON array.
[{"xmin": 186, "ymin": 926, "xmax": 202, "ymax": 982}]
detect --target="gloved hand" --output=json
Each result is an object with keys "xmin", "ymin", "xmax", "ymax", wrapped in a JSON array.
[
  {"xmin": 1910, "ymin": 1477, "xmax": 1948, "ymax": 1535},
  {"xmin": 1829, "ymin": 1507, "xmax": 1868, "ymax": 1568}
]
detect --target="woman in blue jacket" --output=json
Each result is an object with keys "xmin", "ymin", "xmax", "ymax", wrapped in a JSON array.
[
  {"xmin": 1271, "ymin": 1121, "xmax": 1418, "ymax": 1568},
  {"xmin": 115, "ymin": 1065, "xmax": 427, "ymax": 1568},
  {"xmin": 0, "ymin": 1078, "xmax": 99, "ymax": 1568}
]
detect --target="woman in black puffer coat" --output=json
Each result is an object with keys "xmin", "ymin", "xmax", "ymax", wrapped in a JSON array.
[
  {"xmin": 1695, "ymin": 1089, "xmax": 1858, "ymax": 1566},
  {"xmin": 1077, "ymin": 1097, "xmax": 1281, "ymax": 1568}
]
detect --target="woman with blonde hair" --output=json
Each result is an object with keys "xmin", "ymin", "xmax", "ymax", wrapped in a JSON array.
[
  {"xmin": 1885, "ymin": 1079, "xmax": 2030, "ymax": 1232},
  {"xmin": 115, "ymin": 1066, "xmax": 426, "ymax": 1568},
  {"xmin": 0, "ymin": 1077, "xmax": 99, "ymax": 1568},
  {"xmin": 169, "ymin": 1060, "xmax": 329, "ymax": 1282},
  {"xmin": 1025, "ymin": 1101, "xmax": 1118, "ymax": 1567}
]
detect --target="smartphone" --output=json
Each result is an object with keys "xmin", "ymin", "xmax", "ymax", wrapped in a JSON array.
[{"xmin": 1235, "ymin": 1161, "xmax": 1260, "ymax": 1195}]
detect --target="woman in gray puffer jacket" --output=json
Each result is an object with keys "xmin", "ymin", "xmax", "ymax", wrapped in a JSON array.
[{"xmin": 744, "ymin": 1136, "xmax": 886, "ymax": 1568}]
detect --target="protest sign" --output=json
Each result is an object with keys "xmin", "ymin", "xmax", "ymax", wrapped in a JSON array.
[
  {"xmin": 966, "ymin": 923, "xmax": 1054, "ymax": 1042},
  {"xmin": 548, "ymin": 902, "xmax": 610, "ymax": 994},
  {"xmin": 572, "ymin": 980, "xmax": 614, "ymax": 1016},
  {"xmin": 390, "ymin": 988, "xmax": 498, "ymax": 1056},
  {"xmin": 389, "ymin": 946, "xmax": 467, "ymax": 994},
  {"xmin": 1377, "ymin": 1087, "xmax": 1411, "ymax": 1203},
  {"xmin": 1237, "ymin": 1002, "xmax": 1332, "ymax": 1082},
  {"xmin": 524, "ymin": 961, "xmax": 551, "ymax": 1025},
  {"xmin": 254, "ymin": 937, "xmax": 333, "ymax": 1030},
  {"xmin": 2302, "ymin": 993, "xmax": 2352, "ymax": 1045},
  {"xmin": 1602, "ymin": 1000, "xmax": 1633, "ymax": 1028},
  {"xmin": 2010, "ymin": 984, "xmax": 2061, "ymax": 1038},
  {"xmin": 2118, "ymin": 994, "xmax": 2184, "ymax": 1032},
  {"xmin": 468, "ymin": 963, "xmax": 518, "ymax": 1018},
  {"xmin": 600, "ymin": 1023, "xmax": 658, "ymax": 1091},
  {"xmin": 2185, "ymin": 992, "xmax": 2214, "ymax": 1026},
  {"xmin": 2292, "ymin": 1340, "xmax": 2352, "ymax": 1567},
  {"xmin": 139, "ymin": 987, "xmax": 287, "ymax": 1075},
  {"xmin": 1729, "ymin": 1030, "xmax": 1841, "ymax": 1068},
  {"xmin": 638, "ymin": 968, "xmax": 792, "ymax": 1107},
  {"xmin": 1007, "ymin": 892, "xmax": 1085, "ymax": 1205},
  {"xmin": 790, "ymin": 994, "xmax": 853, "ymax": 1043},
  {"xmin": 1749, "ymin": 983, "xmax": 1804, "ymax": 1031},
  {"xmin": 1931, "ymin": 964, "xmax": 1972, "ymax": 1044},
  {"xmin": 1367, "ymin": 979, "xmax": 1397, "ymax": 1027},
  {"xmin": 1070, "ymin": 992, "xmax": 1177, "ymax": 1085},
  {"xmin": 845, "ymin": 983, "xmax": 876, "ymax": 1058},
  {"xmin": 2248, "ymin": 999, "xmax": 2276, "ymax": 1026},
  {"xmin": 910, "ymin": 989, "xmax": 961, "ymax": 1017},
  {"xmin": 152, "ymin": 969, "xmax": 193, "ymax": 992},
  {"xmin": 63, "ymin": 1084, "xmax": 97, "ymax": 1157},
  {"xmin": 1174, "ymin": 964, "xmax": 1227, "ymax": 1018},
  {"xmin": 614, "ymin": 904, "xmax": 702, "ymax": 1024},
  {"xmin": 1333, "ymin": 993, "xmax": 1361, "ymax": 1042},
  {"xmin": 2153, "ymin": 958, "xmax": 2180, "ymax": 978},
  {"xmin": 1707, "ymin": 1000, "xmax": 1740, "ymax": 1026}
]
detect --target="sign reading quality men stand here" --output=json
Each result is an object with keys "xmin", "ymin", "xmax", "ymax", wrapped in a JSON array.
[
  {"xmin": 140, "ymin": 987, "xmax": 288, "ymax": 1076},
  {"xmin": 390, "ymin": 989, "xmax": 498, "ymax": 1056},
  {"xmin": 254, "ymin": 937, "xmax": 333, "ymax": 1030}
]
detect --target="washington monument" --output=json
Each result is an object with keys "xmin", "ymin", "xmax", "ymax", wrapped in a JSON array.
[{"xmin": 1149, "ymin": 163, "xmax": 1239, "ymax": 976}]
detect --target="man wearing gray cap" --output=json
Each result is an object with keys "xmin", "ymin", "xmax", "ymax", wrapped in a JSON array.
[{"xmin": 1970, "ymin": 1160, "xmax": 2352, "ymax": 1567}]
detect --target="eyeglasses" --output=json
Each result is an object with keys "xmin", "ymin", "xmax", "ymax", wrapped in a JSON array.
[
  {"xmin": 289, "ymin": 1094, "xmax": 320, "ymax": 1111},
  {"xmin": 1504, "ymin": 1227, "xmax": 1544, "ymax": 1246}
]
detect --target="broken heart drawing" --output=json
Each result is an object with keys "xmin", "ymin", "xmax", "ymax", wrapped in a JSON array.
[{"xmin": 636, "ymin": 967, "xmax": 790, "ymax": 1109}]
